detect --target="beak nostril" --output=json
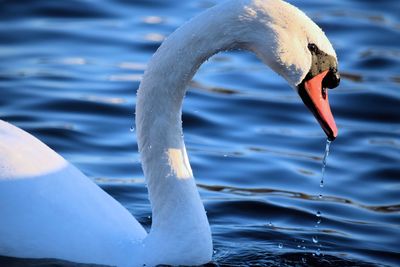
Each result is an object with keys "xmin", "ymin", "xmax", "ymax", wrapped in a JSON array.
[{"xmin": 323, "ymin": 70, "xmax": 340, "ymax": 89}]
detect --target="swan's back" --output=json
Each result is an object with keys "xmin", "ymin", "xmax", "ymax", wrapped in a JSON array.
[
  {"xmin": 0, "ymin": 120, "xmax": 146, "ymax": 266},
  {"xmin": 0, "ymin": 120, "xmax": 66, "ymax": 180}
]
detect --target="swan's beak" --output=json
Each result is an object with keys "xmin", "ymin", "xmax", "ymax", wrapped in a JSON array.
[{"xmin": 298, "ymin": 70, "xmax": 338, "ymax": 141}]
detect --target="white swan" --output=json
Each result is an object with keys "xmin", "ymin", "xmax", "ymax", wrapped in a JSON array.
[{"xmin": 0, "ymin": 0, "xmax": 340, "ymax": 266}]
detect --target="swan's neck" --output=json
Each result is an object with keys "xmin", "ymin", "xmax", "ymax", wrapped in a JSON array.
[
  {"xmin": 135, "ymin": 0, "xmax": 276, "ymax": 261},
  {"xmin": 137, "ymin": 1, "xmax": 247, "ymax": 228}
]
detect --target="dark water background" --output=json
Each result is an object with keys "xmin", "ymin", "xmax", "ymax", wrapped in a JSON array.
[{"xmin": 0, "ymin": 0, "xmax": 399, "ymax": 266}]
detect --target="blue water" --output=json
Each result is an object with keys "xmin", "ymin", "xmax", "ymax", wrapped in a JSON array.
[{"xmin": 0, "ymin": 0, "xmax": 399, "ymax": 266}]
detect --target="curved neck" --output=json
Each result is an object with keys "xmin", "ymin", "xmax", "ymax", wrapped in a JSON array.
[
  {"xmin": 135, "ymin": 2, "xmax": 278, "ymax": 256},
  {"xmin": 136, "ymin": 1, "xmax": 253, "ymax": 233}
]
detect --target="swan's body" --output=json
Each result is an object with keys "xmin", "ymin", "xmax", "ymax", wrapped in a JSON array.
[
  {"xmin": 0, "ymin": 0, "xmax": 340, "ymax": 266},
  {"xmin": 0, "ymin": 121, "xmax": 148, "ymax": 265}
]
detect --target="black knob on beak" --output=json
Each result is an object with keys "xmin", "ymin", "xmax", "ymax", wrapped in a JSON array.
[{"xmin": 323, "ymin": 68, "xmax": 340, "ymax": 89}]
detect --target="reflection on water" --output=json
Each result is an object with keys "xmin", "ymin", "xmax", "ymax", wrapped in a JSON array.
[{"xmin": 0, "ymin": 0, "xmax": 399, "ymax": 266}]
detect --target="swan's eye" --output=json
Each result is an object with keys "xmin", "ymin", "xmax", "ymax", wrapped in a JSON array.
[{"xmin": 308, "ymin": 43, "xmax": 318, "ymax": 53}]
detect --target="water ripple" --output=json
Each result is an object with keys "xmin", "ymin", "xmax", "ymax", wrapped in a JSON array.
[{"xmin": 0, "ymin": 0, "xmax": 399, "ymax": 266}]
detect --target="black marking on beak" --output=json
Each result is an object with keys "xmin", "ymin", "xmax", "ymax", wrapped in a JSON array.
[
  {"xmin": 307, "ymin": 43, "xmax": 339, "ymax": 84},
  {"xmin": 322, "ymin": 68, "xmax": 340, "ymax": 89}
]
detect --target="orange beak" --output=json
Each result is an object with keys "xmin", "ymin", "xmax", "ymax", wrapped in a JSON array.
[{"xmin": 298, "ymin": 70, "xmax": 338, "ymax": 141}]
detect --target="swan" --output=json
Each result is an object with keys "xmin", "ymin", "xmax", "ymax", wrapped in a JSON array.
[{"xmin": 0, "ymin": 0, "xmax": 340, "ymax": 266}]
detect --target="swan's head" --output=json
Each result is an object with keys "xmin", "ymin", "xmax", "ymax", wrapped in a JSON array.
[{"xmin": 244, "ymin": 0, "xmax": 340, "ymax": 140}]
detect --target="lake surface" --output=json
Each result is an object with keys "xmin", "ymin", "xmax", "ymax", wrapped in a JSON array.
[{"xmin": 0, "ymin": 0, "xmax": 399, "ymax": 266}]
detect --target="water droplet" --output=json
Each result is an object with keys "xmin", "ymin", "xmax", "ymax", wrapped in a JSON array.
[
  {"xmin": 315, "ymin": 248, "xmax": 321, "ymax": 256},
  {"xmin": 267, "ymin": 222, "xmax": 273, "ymax": 227},
  {"xmin": 318, "ymin": 194, "xmax": 323, "ymax": 199},
  {"xmin": 130, "ymin": 126, "xmax": 135, "ymax": 132},
  {"xmin": 213, "ymin": 249, "xmax": 217, "ymax": 255},
  {"xmin": 278, "ymin": 243, "xmax": 283, "ymax": 249},
  {"xmin": 320, "ymin": 139, "xmax": 331, "ymax": 188},
  {"xmin": 223, "ymin": 154, "xmax": 228, "ymax": 157},
  {"xmin": 316, "ymin": 211, "xmax": 321, "ymax": 217},
  {"xmin": 312, "ymin": 236, "xmax": 318, "ymax": 244}
]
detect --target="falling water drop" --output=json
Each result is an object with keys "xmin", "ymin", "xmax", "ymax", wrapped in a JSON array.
[
  {"xmin": 315, "ymin": 211, "xmax": 322, "ymax": 227},
  {"xmin": 301, "ymin": 239, "xmax": 306, "ymax": 250},
  {"xmin": 316, "ymin": 247, "xmax": 321, "ymax": 256},
  {"xmin": 313, "ymin": 138, "xmax": 333, "ymax": 257},
  {"xmin": 320, "ymin": 139, "xmax": 331, "ymax": 188}
]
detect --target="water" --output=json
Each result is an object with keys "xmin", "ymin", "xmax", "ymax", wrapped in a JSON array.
[
  {"xmin": 320, "ymin": 139, "xmax": 331, "ymax": 188},
  {"xmin": 312, "ymin": 139, "xmax": 331, "ymax": 256},
  {"xmin": 0, "ymin": 0, "xmax": 399, "ymax": 266}
]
